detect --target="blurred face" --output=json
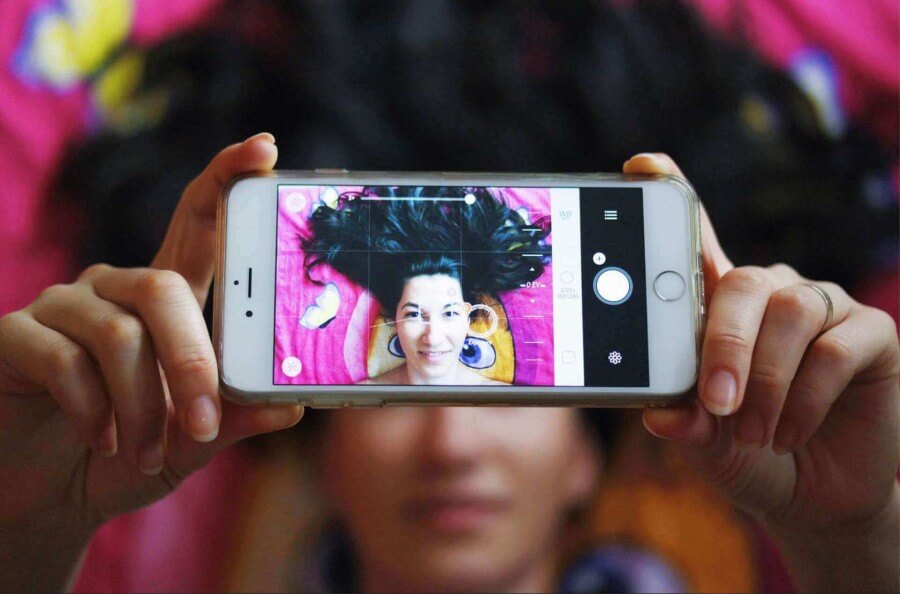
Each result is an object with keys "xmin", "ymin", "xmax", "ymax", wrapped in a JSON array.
[
  {"xmin": 394, "ymin": 274, "xmax": 470, "ymax": 384},
  {"xmin": 322, "ymin": 408, "xmax": 599, "ymax": 593}
]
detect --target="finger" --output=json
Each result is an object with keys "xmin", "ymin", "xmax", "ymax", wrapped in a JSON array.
[
  {"xmin": 773, "ymin": 305, "xmax": 899, "ymax": 454},
  {"xmin": 30, "ymin": 284, "xmax": 168, "ymax": 475},
  {"xmin": 736, "ymin": 280, "xmax": 852, "ymax": 447},
  {"xmin": 0, "ymin": 310, "xmax": 116, "ymax": 453},
  {"xmin": 218, "ymin": 401, "xmax": 305, "ymax": 446},
  {"xmin": 641, "ymin": 266, "xmax": 803, "ymax": 441},
  {"xmin": 698, "ymin": 266, "xmax": 778, "ymax": 416},
  {"xmin": 152, "ymin": 133, "xmax": 278, "ymax": 305},
  {"xmin": 623, "ymin": 152, "xmax": 734, "ymax": 297},
  {"xmin": 80, "ymin": 265, "xmax": 219, "ymax": 443}
]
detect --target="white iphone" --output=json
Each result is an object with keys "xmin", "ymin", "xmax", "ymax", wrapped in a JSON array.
[{"xmin": 213, "ymin": 171, "xmax": 704, "ymax": 407}]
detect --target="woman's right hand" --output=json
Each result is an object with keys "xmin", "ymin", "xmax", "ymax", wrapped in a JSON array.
[{"xmin": 0, "ymin": 134, "xmax": 303, "ymax": 543}]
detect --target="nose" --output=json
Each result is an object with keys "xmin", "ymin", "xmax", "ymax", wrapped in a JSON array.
[
  {"xmin": 417, "ymin": 408, "xmax": 484, "ymax": 473},
  {"xmin": 420, "ymin": 319, "xmax": 441, "ymax": 346}
]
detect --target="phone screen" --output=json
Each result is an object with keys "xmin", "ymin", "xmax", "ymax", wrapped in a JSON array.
[{"xmin": 273, "ymin": 185, "xmax": 647, "ymax": 388}]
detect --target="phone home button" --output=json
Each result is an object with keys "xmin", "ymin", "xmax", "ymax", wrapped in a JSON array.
[{"xmin": 654, "ymin": 271, "xmax": 686, "ymax": 302}]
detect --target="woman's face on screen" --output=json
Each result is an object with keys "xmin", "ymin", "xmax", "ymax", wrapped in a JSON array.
[{"xmin": 394, "ymin": 274, "xmax": 470, "ymax": 384}]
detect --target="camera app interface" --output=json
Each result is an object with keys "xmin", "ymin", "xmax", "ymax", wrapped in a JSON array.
[{"xmin": 273, "ymin": 185, "xmax": 647, "ymax": 387}]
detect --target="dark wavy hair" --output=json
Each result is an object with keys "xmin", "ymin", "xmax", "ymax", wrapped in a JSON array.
[
  {"xmin": 54, "ymin": 0, "xmax": 897, "ymax": 449},
  {"xmin": 302, "ymin": 186, "xmax": 550, "ymax": 314},
  {"xmin": 55, "ymin": 0, "xmax": 895, "ymax": 294}
]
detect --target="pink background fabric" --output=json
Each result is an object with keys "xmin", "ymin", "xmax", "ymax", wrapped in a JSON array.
[
  {"xmin": 1, "ymin": 0, "xmax": 895, "ymax": 320},
  {"xmin": 687, "ymin": 0, "xmax": 899, "ymax": 148},
  {"xmin": 273, "ymin": 185, "xmax": 555, "ymax": 386},
  {"xmin": 72, "ymin": 447, "xmax": 248, "ymax": 593},
  {"xmin": 0, "ymin": 0, "xmax": 223, "ymax": 316},
  {"xmin": 0, "ymin": 0, "xmax": 893, "ymax": 591}
]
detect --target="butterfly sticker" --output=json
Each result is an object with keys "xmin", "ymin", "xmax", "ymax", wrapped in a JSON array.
[{"xmin": 300, "ymin": 282, "xmax": 341, "ymax": 329}]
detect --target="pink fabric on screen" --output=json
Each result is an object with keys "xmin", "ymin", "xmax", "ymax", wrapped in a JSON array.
[
  {"xmin": 493, "ymin": 187, "xmax": 554, "ymax": 386},
  {"xmin": 274, "ymin": 186, "xmax": 374, "ymax": 385}
]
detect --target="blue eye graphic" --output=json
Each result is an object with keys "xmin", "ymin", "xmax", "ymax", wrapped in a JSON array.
[
  {"xmin": 388, "ymin": 334, "xmax": 406, "ymax": 358},
  {"xmin": 459, "ymin": 337, "xmax": 497, "ymax": 369}
]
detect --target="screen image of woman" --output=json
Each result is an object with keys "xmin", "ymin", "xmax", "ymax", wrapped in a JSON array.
[{"xmin": 274, "ymin": 185, "xmax": 554, "ymax": 386}]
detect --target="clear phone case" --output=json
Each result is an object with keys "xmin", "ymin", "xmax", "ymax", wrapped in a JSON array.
[{"xmin": 213, "ymin": 171, "xmax": 704, "ymax": 407}]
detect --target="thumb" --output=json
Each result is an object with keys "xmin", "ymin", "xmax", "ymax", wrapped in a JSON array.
[
  {"xmin": 163, "ymin": 400, "xmax": 304, "ymax": 488},
  {"xmin": 623, "ymin": 153, "xmax": 733, "ymax": 301},
  {"xmin": 697, "ymin": 202, "xmax": 734, "ymax": 303},
  {"xmin": 152, "ymin": 133, "xmax": 278, "ymax": 306},
  {"xmin": 627, "ymin": 153, "xmax": 734, "ymax": 446}
]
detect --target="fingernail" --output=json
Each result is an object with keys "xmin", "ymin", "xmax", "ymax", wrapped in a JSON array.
[
  {"xmin": 632, "ymin": 152, "xmax": 659, "ymax": 161},
  {"xmin": 243, "ymin": 132, "xmax": 275, "ymax": 144},
  {"xmin": 703, "ymin": 370, "xmax": 737, "ymax": 415},
  {"xmin": 735, "ymin": 413, "xmax": 765, "ymax": 447},
  {"xmin": 773, "ymin": 427, "xmax": 796, "ymax": 455},
  {"xmin": 624, "ymin": 152, "xmax": 660, "ymax": 166},
  {"xmin": 139, "ymin": 442, "xmax": 165, "ymax": 476},
  {"xmin": 641, "ymin": 414, "xmax": 667, "ymax": 439},
  {"xmin": 187, "ymin": 395, "xmax": 219, "ymax": 443},
  {"xmin": 95, "ymin": 424, "xmax": 118, "ymax": 457}
]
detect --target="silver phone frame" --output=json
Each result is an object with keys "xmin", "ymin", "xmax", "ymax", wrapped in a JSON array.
[{"xmin": 213, "ymin": 171, "xmax": 704, "ymax": 408}]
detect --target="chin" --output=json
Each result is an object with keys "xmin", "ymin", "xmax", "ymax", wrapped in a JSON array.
[
  {"xmin": 413, "ymin": 361, "xmax": 459, "ymax": 383},
  {"xmin": 399, "ymin": 552, "xmax": 512, "ymax": 593}
]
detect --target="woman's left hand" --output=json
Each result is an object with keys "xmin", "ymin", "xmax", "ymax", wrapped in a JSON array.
[{"xmin": 626, "ymin": 154, "xmax": 899, "ymax": 592}]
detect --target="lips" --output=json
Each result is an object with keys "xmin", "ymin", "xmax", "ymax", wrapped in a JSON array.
[
  {"xmin": 401, "ymin": 495, "xmax": 510, "ymax": 534},
  {"xmin": 418, "ymin": 350, "xmax": 451, "ymax": 362}
]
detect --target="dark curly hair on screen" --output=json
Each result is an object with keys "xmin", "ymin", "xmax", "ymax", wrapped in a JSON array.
[{"xmin": 302, "ymin": 186, "xmax": 550, "ymax": 315}]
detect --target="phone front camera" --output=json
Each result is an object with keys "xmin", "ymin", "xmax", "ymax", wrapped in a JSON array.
[{"xmin": 246, "ymin": 311, "xmax": 253, "ymax": 317}]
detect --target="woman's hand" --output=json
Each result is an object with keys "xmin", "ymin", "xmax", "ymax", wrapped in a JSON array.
[
  {"xmin": 628, "ymin": 153, "xmax": 899, "ymax": 592},
  {"xmin": 0, "ymin": 134, "xmax": 303, "ymax": 591}
]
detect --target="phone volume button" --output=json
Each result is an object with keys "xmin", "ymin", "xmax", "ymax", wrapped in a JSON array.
[
  {"xmin": 314, "ymin": 168, "xmax": 349, "ymax": 174},
  {"xmin": 696, "ymin": 271, "xmax": 707, "ymax": 317}
]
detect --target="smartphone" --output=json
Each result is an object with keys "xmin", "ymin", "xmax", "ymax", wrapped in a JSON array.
[{"xmin": 213, "ymin": 171, "xmax": 704, "ymax": 407}]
